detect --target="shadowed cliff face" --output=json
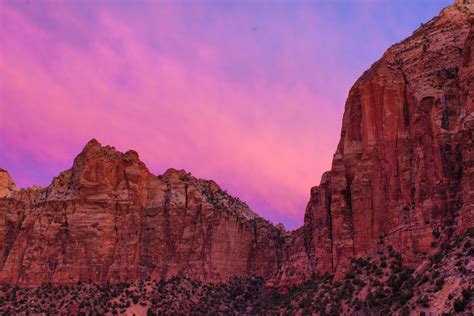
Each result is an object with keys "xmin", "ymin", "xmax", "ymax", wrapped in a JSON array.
[
  {"xmin": 286, "ymin": 1, "xmax": 474, "ymax": 280},
  {"xmin": 0, "ymin": 2, "xmax": 473, "ymax": 287},
  {"xmin": 0, "ymin": 139, "xmax": 284, "ymax": 287}
]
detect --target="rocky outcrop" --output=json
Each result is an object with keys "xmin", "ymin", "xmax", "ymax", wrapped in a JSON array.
[
  {"xmin": 0, "ymin": 169, "xmax": 17, "ymax": 198},
  {"xmin": 289, "ymin": 0, "xmax": 474, "ymax": 279},
  {"xmin": 0, "ymin": 139, "xmax": 283, "ymax": 287}
]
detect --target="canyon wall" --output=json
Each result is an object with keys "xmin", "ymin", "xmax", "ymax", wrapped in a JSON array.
[
  {"xmin": 0, "ymin": 140, "xmax": 283, "ymax": 287},
  {"xmin": 294, "ymin": 1, "xmax": 474, "ymax": 279}
]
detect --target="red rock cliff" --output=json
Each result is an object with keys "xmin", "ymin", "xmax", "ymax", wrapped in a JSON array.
[
  {"xmin": 0, "ymin": 1, "xmax": 472, "ymax": 288},
  {"xmin": 295, "ymin": 1, "xmax": 474, "ymax": 279},
  {"xmin": 0, "ymin": 140, "xmax": 283, "ymax": 286}
]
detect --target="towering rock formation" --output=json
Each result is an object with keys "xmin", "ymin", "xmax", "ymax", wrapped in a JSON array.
[
  {"xmin": 298, "ymin": 0, "xmax": 474, "ymax": 278},
  {"xmin": 0, "ymin": 140, "xmax": 283, "ymax": 287}
]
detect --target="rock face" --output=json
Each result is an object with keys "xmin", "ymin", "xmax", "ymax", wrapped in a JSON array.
[
  {"xmin": 0, "ymin": 2, "xmax": 472, "ymax": 288},
  {"xmin": 288, "ymin": 1, "xmax": 474, "ymax": 279},
  {"xmin": 0, "ymin": 169, "xmax": 17, "ymax": 198},
  {"xmin": 0, "ymin": 140, "xmax": 283, "ymax": 287}
]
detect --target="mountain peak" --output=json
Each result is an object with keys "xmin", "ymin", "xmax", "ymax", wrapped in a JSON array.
[
  {"xmin": 83, "ymin": 138, "xmax": 101, "ymax": 149},
  {"xmin": 73, "ymin": 139, "xmax": 142, "ymax": 168},
  {"xmin": 78, "ymin": 138, "xmax": 116, "ymax": 157}
]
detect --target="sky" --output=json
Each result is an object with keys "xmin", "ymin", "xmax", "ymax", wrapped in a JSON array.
[{"xmin": 0, "ymin": 0, "xmax": 451, "ymax": 229}]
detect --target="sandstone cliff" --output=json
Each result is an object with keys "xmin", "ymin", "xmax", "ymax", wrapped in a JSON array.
[
  {"xmin": 287, "ymin": 0, "xmax": 474, "ymax": 279},
  {"xmin": 0, "ymin": 140, "xmax": 283, "ymax": 286}
]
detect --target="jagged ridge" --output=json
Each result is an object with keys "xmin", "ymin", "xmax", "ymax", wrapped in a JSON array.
[{"xmin": 0, "ymin": 139, "xmax": 283, "ymax": 287}]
